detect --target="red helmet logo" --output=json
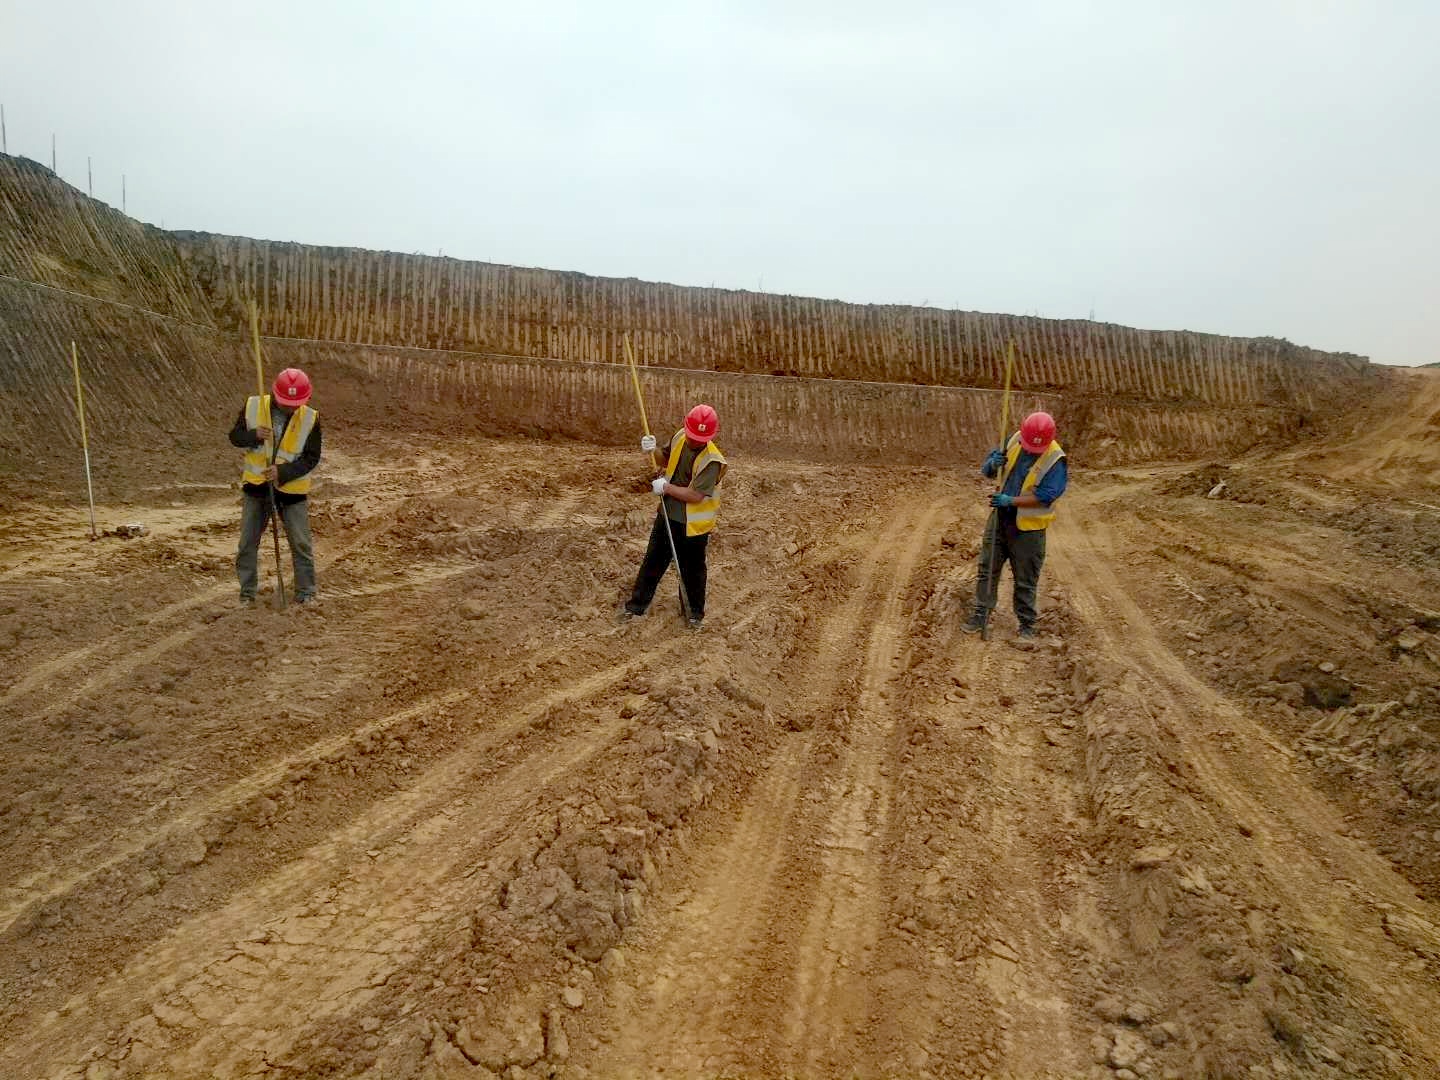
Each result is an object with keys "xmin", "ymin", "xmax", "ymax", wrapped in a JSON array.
[
  {"xmin": 685, "ymin": 404, "xmax": 719, "ymax": 443},
  {"xmin": 1019, "ymin": 411, "xmax": 1055, "ymax": 453},
  {"xmin": 272, "ymin": 368, "xmax": 312, "ymax": 407}
]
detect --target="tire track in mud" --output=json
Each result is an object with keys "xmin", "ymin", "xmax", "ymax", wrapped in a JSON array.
[
  {"xmin": 0, "ymin": 567, "xmax": 748, "ymax": 953},
  {"xmin": 6, "ymin": 584, "xmax": 782, "ymax": 1078},
  {"xmin": 13, "ymin": 673, "xmax": 638, "ymax": 1077},
  {"xmin": 0, "ymin": 478, "xmax": 584, "ymax": 823},
  {"xmin": 0, "ymin": 493, "xmax": 594, "ymax": 936},
  {"xmin": 780, "ymin": 499, "xmax": 947, "ymax": 1076},
  {"xmin": 0, "ymin": 481, "xmax": 578, "ymax": 715},
  {"xmin": 0, "ymin": 637, "xmax": 560, "ymax": 939},
  {"xmin": 1050, "ymin": 510, "xmax": 1440, "ymax": 1069},
  {"xmin": 845, "ymin": 523, "xmax": 1101, "ymax": 1078},
  {"xmin": 587, "ymin": 493, "xmax": 946, "ymax": 1077},
  {"xmin": 950, "ymin": 641, "xmax": 1094, "ymax": 1078}
]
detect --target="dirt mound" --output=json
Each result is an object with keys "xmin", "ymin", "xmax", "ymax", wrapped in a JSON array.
[{"xmin": 1299, "ymin": 367, "xmax": 1440, "ymax": 491}]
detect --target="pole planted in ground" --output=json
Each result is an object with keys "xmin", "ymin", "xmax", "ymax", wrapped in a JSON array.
[{"xmin": 70, "ymin": 341, "xmax": 98, "ymax": 540}]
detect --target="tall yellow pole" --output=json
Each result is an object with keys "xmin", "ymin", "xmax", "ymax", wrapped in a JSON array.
[
  {"xmin": 623, "ymin": 333, "xmax": 652, "ymax": 439},
  {"xmin": 70, "ymin": 341, "xmax": 97, "ymax": 540},
  {"xmin": 996, "ymin": 338, "xmax": 1016, "ymax": 454},
  {"xmin": 250, "ymin": 302, "xmax": 266, "ymax": 403}
]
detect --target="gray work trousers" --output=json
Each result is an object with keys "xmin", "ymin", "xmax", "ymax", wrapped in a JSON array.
[
  {"xmin": 974, "ymin": 520, "xmax": 1046, "ymax": 629},
  {"xmin": 237, "ymin": 493, "xmax": 316, "ymax": 600}
]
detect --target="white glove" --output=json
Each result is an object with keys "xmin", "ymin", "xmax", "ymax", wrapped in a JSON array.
[
  {"xmin": 640, "ymin": 434, "xmax": 657, "ymax": 452},
  {"xmin": 651, "ymin": 477, "xmax": 667, "ymax": 496}
]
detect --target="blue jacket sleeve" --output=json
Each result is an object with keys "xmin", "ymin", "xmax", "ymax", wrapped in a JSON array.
[{"xmin": 1034, "ymin": 457, "xmax": 1068, "ymax": 505}]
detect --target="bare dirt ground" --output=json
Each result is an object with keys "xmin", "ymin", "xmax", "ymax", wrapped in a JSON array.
[{"xmin": 2, "ymin": 371, "xmax": 1440, "ymax": 1080}]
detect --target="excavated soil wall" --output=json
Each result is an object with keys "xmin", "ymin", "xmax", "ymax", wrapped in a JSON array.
[
  {"xmin": 288, "ymin": 340, "xmax": 1302, "ymax": 467},
  {"xmin": 0, "ymin": 279, "xmax": 242, "ymax": 478},
  {"xmin": 0, "ymin": 152, "xmax": 1384, "ymax": 485},
  {"xmin": 174, "ymin": 234, "xmax": 1372, "ymax": 411},
  {"xmin": 1, "ymin": 274, "xmax": 1303, "ymax": 488},
  {"xmin": 0, "ymin": 158, "xmax": 213, "ymax": 324}
]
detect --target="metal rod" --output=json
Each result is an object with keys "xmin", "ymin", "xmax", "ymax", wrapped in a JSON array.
[
  {"xmin": 70, "ymin": 341, "xmax": 98, "ymax": 540},
  {"xmin": 659, "ymin": 496, "xmax": 693, "ymax": 624},
  {"xmin": 980, "ymin": 338, "xmax": 1016, "ymax": 640},
  {"xmin": 250, "ymin": 301, "xmax": 287, "ymax": 609}
]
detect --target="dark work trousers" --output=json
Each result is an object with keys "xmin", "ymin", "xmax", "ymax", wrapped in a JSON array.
[
  {"xmin": 974, "ymin": 517, "xmax": 1046, "ymax": 629},
  {"xmin": 237, "ymin": 492, "xmax": 317, "ymax": 600},
  {"xmin": 627, "ymin": 511, "xmax": 709, "ymax": 619}
]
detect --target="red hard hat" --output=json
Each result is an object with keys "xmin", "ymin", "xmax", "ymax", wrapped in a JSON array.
[
  {"xmin": 684, "ymin": 404, "xmax": 719, "ymax": 443},
  {"xmin": 1019, "ymin": 411, "xmax": 1055, "ymax": 453},
  {"xmin": 272, "ymin": 368, "xmax": 312, "ymax": 408}
]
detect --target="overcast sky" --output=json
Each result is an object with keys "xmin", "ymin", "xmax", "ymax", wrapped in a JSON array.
[{"xmin": 3, "ymin": 1, "xmax": 1437, "ymax": 366}]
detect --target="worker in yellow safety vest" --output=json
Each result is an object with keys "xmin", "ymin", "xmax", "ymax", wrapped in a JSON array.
[
  {"xmin": 964, "ymin": 410, "xmax": 1067, "ymax": 639},
  {"xmin": 228, "ymin": 368, "xmax": 323, "ymax": 605},
  {"xmin": 623, "ymin": 404, "xmax": 727, "ymax": 629}
]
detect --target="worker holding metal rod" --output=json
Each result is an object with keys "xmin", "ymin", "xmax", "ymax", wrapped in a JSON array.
[
  {"xmin": 619, "ymin": 335, "xmax": 728, "ymax": 629},
  {"xmin": 229, "ymin": 367, "xmax": 323, "ymax": 607},
  {"xmin": 622, "ymin": 403, "xmax": 727, "ymax": 630},
  {"xmin": 964, "ymin": 410, "xmax": 1067, "ymax": 640}
]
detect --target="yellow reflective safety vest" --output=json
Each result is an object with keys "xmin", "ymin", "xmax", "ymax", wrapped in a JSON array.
[
  {"xmin": 665, "ymin": 430, "xmax": 728, "ymax": 537},
  {"xmin": 998, "ymin": 433, "xmax": 1065, "ymax": 532},
  {"xmin": 241, "ymin": 395, "xmax": 318, "ymax": 495}
]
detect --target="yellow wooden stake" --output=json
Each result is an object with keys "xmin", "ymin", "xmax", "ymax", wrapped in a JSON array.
[
  {"xmin": 996, "ymin": 338, "xmax": 1016, "ymax": 453},
  {"xmin": 70, "ymin": 341, "xmax": 97, "ymax": 540},
  {"xmin": 623, "ymin": 333, "xmax": 652, "ymax": 439},
  {"xmin": 250, "ymin": 302, "xmax": 266, "ymax": 403}
]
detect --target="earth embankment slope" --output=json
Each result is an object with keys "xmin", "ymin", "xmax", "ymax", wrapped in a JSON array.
[
  {"xmin": 174, "ymin": 226, "xmax": 1378, "ymax": 464},
  {"xmin": 3, "ymin": 150, "xmax": 1386, "ymax": 492}
]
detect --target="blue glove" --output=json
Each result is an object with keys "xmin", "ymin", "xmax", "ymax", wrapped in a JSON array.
[
  {"xmin": 984, "ymin": 449, "xmax": 1005, "ymax": 473},
  {"xmin": 990, "ymin": 493, "xmax": 1014, "ymax": 509}
]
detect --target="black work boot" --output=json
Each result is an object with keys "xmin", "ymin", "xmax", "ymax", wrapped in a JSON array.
[{"xmin": 962, "ymin": 611, "xmax": 987, "ymax": 634}]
